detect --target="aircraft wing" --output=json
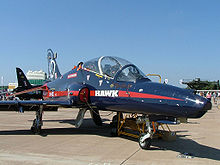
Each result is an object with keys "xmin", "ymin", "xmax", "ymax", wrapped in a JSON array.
[
  {"xmin": 1, "ymin": 84, "xmax": 80, "ymax": 111},
  {"xmin": 0, "ymin": 100, "xmax": 73, "ymax": 106},
  {"xmin": 7, "ymin": 85, "xmax": 47, "ymax": 98},
  {"xmin": 0, "ymin": 99, "xmax": 74, "ymax": 112}
]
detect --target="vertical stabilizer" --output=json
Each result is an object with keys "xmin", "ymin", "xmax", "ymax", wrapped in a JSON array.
[
  {"xmin": 47, "ymin": 49, "xmax": 62, "ymax": 80},
  {"xmin": 16, "ymin": 67, "xmax": 32, "ymax": 89}
]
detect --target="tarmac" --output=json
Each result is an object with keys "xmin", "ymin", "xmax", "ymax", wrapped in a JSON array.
[{"xmin": 0, "ymin": 103, "xmax": 220, "ymax": 165}]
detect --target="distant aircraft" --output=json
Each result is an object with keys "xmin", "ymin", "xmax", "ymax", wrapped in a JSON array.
[
  {"xmin": 11, "ymin": 49, "xmax": 61, "ymax": 100},
  {"xmin": 12, "ymin": 67, "xmax": 43, "ymax": 100},
  {"xmin": 0, "ymin": 50, "xmax": 212, "ymax": 149}
]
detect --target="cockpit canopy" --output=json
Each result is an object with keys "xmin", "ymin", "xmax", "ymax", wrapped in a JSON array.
[{"xmin": 83, "ymin": 56, "xmax": 149, "ymax": 82}]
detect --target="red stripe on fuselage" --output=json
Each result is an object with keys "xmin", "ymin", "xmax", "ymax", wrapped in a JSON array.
[
  {"xmin": 46, "ymin": 90, "xmax": 79, "ymax": 98},
  {"xmin": 118, "ymin": 91, "xmax": 183, "ymax": 101},
  {"xmin": 90, "ymin": 90, "xmax": 183, "ymax": 101},
  {"xmin": 44, "ymin": 89, "xmax": 183, "ymax": 101},
  {"xmin": 90, "ymin": 90, "xmax": 95, "ymax": 97}
]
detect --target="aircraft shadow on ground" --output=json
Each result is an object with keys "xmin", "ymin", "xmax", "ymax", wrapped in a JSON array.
[
  {"xmin": 151, "ymin": 135, "xmax": 220, "ymax": 161},
  {"xmin": 0, "ymin": 119, "xmax": 113, "ymax": 137},
  {"xmin": 0, "ymin": 119, "xmax": 220, "ymax": 161}
]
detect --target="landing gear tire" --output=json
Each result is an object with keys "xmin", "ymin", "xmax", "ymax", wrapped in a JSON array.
[
  {"xmin": 31, "ymin": 119, "xmax": 42, "ymax": 134},
  {"xmin": 111, "ymin": 113, "xmax": 123, "ymax": 126},
  {"xmin": 110, "ymin": 115, "xmax": 119, "ymax": 137},
  {"xmin": 111, "ymin": 115, "xmax": 118, "ymax": 127},
  {"xmin": 139, "ymin": 134, "xmax": 151, "ymax": 150},
  {"xmin": 111, "ymin": 127, "xmax": 118, "ymax": 137},
  {"xmin": 31, "ymin": 125, "xmax": 42, "ymax": 134},
  {"xmin": 110, "ymin": 113, "xmax": 123, "ymax": 137}
]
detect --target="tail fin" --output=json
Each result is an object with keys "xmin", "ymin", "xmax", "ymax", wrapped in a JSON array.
[
  {"xmin": 16, "ymin": 67, "xmax": 32, "ymax": 89},
  {"xmin": 47, "ymin": 49, "xmax": 62, "ymax": 80}
]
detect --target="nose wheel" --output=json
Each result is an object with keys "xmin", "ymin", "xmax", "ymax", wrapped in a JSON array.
[{"xmin": 138, "ymin": 133, "xmax": 152, "ymax": 149}]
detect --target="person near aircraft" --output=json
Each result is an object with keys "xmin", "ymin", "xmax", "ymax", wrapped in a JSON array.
[{"xmin": 206, "ymin": 92, "xmax": 212, "ymax": 102}]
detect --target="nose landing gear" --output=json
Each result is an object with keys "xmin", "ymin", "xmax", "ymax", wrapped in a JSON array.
[
  {"xmin": 111, "ymin": 112, "xmax": 153, "ymax": 150},
  {"xmin": 110, "ymin": 112, "xmax": 177, "ymax": 149}
]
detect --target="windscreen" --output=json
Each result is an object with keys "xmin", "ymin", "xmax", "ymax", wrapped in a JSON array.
[{"xmin": 83, "ymin": 56, "xmax": 148, "ymax": 80}]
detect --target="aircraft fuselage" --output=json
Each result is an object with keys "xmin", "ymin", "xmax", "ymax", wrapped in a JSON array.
[{"xmin": 44, "ymin": 67, "xmax": 211, "ymax": 119}]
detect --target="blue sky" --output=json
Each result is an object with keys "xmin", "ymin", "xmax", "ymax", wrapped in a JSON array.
[{"xmin": 0, "ymin": 0, "xmax": 220, "ymax": 87}]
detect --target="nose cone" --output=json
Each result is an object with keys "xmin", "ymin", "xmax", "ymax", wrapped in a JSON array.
[
  {"xmin": 137, "ymin": 81, "xmax": 212, "ymax": 118},
  {"xmin": 203, "ymin": 100, "xmax": 212, "ymax": 111},
  {"xmin": 188, "ymin": 99, "xmax": 212, "ymax": 118}
]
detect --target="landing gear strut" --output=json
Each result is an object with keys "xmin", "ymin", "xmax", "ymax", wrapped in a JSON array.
[
  {"xmin": 31, "ymin": 105, "xmax": 43, "ymax": 134},
  {"xmin": 75, "ymin": 108, "xmax": 87, "ymax": 128}
]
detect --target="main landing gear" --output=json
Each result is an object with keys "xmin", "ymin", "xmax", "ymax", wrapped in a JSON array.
[
  {"xmin": 31, "ymin": 105, "xmax": 43, "ymax": 134},
  {"xmin": 111, "ymin": 112, "xmax": 153, "ymax": 150}
]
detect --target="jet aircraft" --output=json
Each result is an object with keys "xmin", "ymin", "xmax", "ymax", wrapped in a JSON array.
[
  {"xmin": 0, "ymin": 50, "xmax": 212, "ymax": 149},
  {"xmin": 10, "ymin": 49, "xmax": 61, "ymax": 100},
  {"xmin": 12, "ymin": 67, "xmax": 43, "ymax": 100}
]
